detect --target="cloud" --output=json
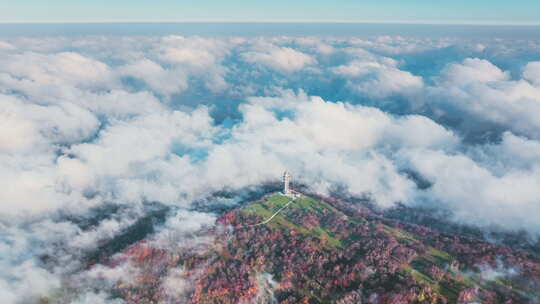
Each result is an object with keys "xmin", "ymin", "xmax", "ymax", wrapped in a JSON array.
[
  {"xmin": 156, "ymin": 36, "xmax": 228, "ymax": 67},
  {"xmin": 8, "ymin": 261, "xmax": 61, "ymax": 303},
  {"xmin": 524, "ymin": 61, "xmax": 540, "ymax": 86},
  {"xmin": 0, "ymin": 52, "xmax": 117, "ymax": 90},
  {"xmin": 428, "ymin": 58, "xmax": 540, "ymax": 139},
  {"xmin": 252, "ymin": 273, "xmax": 278, "ymax": 304},
  {"xmin": 356, "ymin": 35, "xmax": 454, "ymax": 55},
  {"xmin": 294, "ymin": 37, "xmax": 336, "ymax": 55},
  {"xmin": 354, "ymin": 66, "xmax": 423, "ymax": 98},
  {"xmin": 402, "ymin": 147, "xmax": 540, "ymax": 234},
  {"xmin": 0, "ymin": 41, "xmax": 15, "ymax": 50},
  {"xmin": 472, "ymin": 132, "xmax": 540, "ymax": 174},
  {"xmin": 71, "ymin": 292, "xmax": 125, "ymax": 304},
  {"xmin": 242, "ymin": 45, "xmax": 316, "ymax": 72},
  {"xmin": 437, "ymin": 58, "xmax": 509, "ymax": 85},
  {"xmin": 118, "ymin": 59, "xmax": 188, "ymax": 95},
  {"xmin": 332, "ymin": 51, "xmax": 423, "ymax": 98},
  {"xmin": 0, "ymin": 95, "xmax": 38, "ymax": 152},
  {"xmin": 161, "ymin": 267, "xmax": 192, "ymax": 301},
  {"xmin": 0, "ymin": 220, "xmax": 76, "ymax": 302}
]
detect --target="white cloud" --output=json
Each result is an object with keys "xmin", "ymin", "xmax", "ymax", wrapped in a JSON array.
[
  {"xmin": 0, "ymin": 95, "xmax": 38, "ymax": 152},
  {"xmin": 404, "ymin": 148, "xmax": 540, "ymax": 233},
  {"xmin": 333, "ymin": 60, "xmax": 385, "ymax": 78},
  {"xmin": 118, "ymin": 59, "xmax": 188, "ymax": 95},
  {"xmin": 158, "ymin": 45, "xmax": 217, "ymax": 67},
  {"xmin": 68, "ymin": 107, "xmax": 215, "ymax": 177},
  {"xmin": 355, "ymin": 66, "xmax": 424, "ymax": 98},
  {"xmin": 0, "ymin": 220, "xmax": 78, "ymax": 303},
  {"xmin": 384, "ymin": 115, "xmax": 459, "ymax": 150},
  {"xmin": 156, "ymin": 35, "xmax": 228, "ymax": 67},
  {"xmin": 0, "ymin": 41, "xmax": 15, "ymax": 50},
  {"xmin": 333, "ymin": 54, "xmax": 423, "ymax": 98},
  {"xmin": 161, "ymin": 267, "xmax": 194, "ymax": 302},
  {"xmin": 0, "ymin": 165, "xmax": 65, "ymax": 215},
  {"xmin": 242, "ymin": 45, "xmax": 316, "ymax": 72},
  {"xmin": 437, "ymin": 58, "xmax": 509, "ymax": 86},
  {"xmin": 294, "ymin": 37, "xmax": 336, "ymax": 55},
  {"xmin": 429, "ymin": 58, "xmax": 540, "ymax": 139},
  {"xmin": 71, "ymin": 292, "xmax": 125, "ymax": 304},
  {"xmin": 360, "ymin": 36, "xmax": 453, "ymax": 55},
  {"xmin": 0, "ymin": 94, "xmax": 100, "ymax": 148},
  {"xmin": 7, "ymin": 260, "xmax": 61, "ymax": 302},
  {"xmin": 0, "ymin": 52, "xmax": 117, "ymax": 90},
  {"xmin": 524, "ymin": 61, "xmax": 540, "ymax": 87}
]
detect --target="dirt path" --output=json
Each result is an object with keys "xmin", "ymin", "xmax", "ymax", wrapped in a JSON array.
[{"xmin": 248, "ymin": 198, "xmax": 296, "ymax": 227}]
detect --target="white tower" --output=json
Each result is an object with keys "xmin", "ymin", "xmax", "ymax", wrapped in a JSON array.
[{"xmin": 283, "ymin": 171, "xmax": 292, "ymax": 195}]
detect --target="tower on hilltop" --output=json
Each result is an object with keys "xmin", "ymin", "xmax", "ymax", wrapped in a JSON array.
[{"xmin": 283, "ymin": 171, "xmax": 292, "ymax": 195}]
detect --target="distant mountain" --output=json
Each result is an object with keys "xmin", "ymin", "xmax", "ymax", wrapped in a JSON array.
[{"xmin": 83, "ymin": 193, "xmax": 540, "ymax": 304}]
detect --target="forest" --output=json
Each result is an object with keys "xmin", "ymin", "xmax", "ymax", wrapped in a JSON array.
[{"xmin": 91, "ymin": 194, "xmax": 540, "ymax": 304}]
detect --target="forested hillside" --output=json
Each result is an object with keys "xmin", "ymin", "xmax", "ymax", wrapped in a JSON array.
[{"xmin": 94, "ymin": 194, "xmax": 540, "ymax": 304}]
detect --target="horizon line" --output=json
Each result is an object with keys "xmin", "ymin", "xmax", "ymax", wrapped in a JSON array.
[{"xmin": 1, "ymin": 20, "xmax": 540, "ymax": 26}]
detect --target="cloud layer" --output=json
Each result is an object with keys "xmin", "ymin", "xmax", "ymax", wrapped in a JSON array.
[{"xmin": 1, "ymin": 34, "xmax": 540, "ymax": 303}]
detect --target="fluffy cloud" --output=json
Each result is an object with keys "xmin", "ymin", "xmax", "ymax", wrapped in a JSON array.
[
  {"xmin": 242, "ymin": 45, "xmax": 316, "ymax": 72},
  {"xmin": 428, "ymin": 58, "xmax": 540, "ymax": 139},
  {"xmin": 437, "ymin": 58, "xmax": 509, "ymax": 85},
  {"xmin": 1, "ymin": 260, "xmax": 61, "ymax": 303},
  {"xmin": 524, "ymin": 61, "xmax": 540, "ymax": 86},
  {"xmin": 0, "ymin": 41, "xmax": 14, "ymax": 49},
  {"xmin": 118, "ymin": 59, "xmax": 188, "ymax": 95},
  {"xmin": 404, "ymin": 148, "xmax": 540, "ymax": 233},
  {"xmin": 0, "ymin": 52, "xmax": 117, "ymax": 90},
  {"xmin": 0, "ymin": 96, "xmax": 38, "ymax": 152},
  {"xmin": 156, "ymin": 35, "xmax": 228, "ymax": 67},
  {"xmin": 71, "ymin": 292, "xmax": 125, "ymax": 304},
  {"xmin": 332, "ymin": 52, "xmax": 423, "ymax": 98}
]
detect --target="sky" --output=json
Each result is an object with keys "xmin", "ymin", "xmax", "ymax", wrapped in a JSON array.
[{"xmin": 1, "ymin": 0, "xmax": 540, "ymax": 24}]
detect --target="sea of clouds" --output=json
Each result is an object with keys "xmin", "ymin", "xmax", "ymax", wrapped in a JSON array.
[{"xmin": 1, "ymin": 32, "xmax": 540, "ymax": 302}]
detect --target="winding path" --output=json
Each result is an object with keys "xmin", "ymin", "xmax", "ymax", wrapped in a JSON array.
[{"xmin": 247, "ymin": 198, "xmax": 296, "ymax": 227}]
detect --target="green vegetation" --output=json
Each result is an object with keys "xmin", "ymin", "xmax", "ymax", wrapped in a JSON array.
[
  {"xmin": 242, "ymin": 194, "xmax": 344, "ymax": 249},
  {"xmin": 403, "ymin": 266, "xmax": 435, "ymax": 284},
  {"xmin": 385, "ymin": 226, "xmax": 417, "ymax": 244}
]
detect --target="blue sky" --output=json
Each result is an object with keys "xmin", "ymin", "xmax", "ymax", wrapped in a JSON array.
[{"xmin": 1, "ymin": 0, "xmax": 539, "ymax": 24}]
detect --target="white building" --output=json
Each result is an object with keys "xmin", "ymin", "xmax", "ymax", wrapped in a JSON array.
[{"xmin": 283, "ymin": 171, "xmax": 292, "ymax": 195}]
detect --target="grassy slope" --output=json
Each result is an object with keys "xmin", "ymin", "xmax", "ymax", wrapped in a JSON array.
[{"xmin": 243, "ymin": 194, "xmax": 345, "ymax": 249}]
